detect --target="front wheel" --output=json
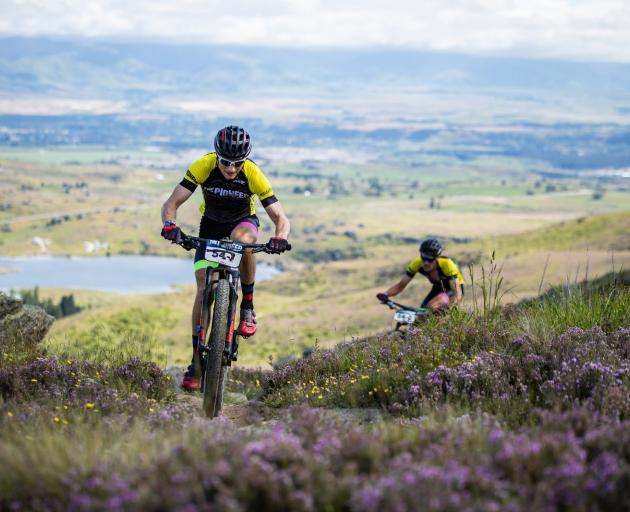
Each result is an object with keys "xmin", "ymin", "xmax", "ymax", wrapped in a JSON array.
[{"xmin": 202, "ymin": 278, "xmax": 230, "ymax": 418}]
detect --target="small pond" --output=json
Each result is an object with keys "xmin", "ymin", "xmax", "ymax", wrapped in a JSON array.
[{"xmin": 0, "ymin": 255, "xmax": 280, "ymax": 294}]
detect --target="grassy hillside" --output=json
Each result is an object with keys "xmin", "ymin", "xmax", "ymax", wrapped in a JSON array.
[
  {"xmin": 44, "ymin": 210, "xmax": 630, "ymax": 369},
  {"xmin": 476, "ymin": 210, "xmax": 630, "ymax": 257}
]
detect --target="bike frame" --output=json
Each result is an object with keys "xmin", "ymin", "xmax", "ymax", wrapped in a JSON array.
[
  {"xmin": 197, "ymin": 266, "xmax": 240, "ymax": 370},
  {"xmin": 177, "ymin": 233, "xmax": 290, "ymax": 417}
]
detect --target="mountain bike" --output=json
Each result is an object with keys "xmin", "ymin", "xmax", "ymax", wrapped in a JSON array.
[
  {"xmin": 380, "ymin": 298, "xmax": 429, "ymax": 332},
  {"xmin": 177, "ymin": 233, "xmax": 291, "ymax": 418}
]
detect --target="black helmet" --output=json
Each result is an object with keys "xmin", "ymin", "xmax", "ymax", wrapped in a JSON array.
[
  {"xmin": 420, "ymin": 238, "xmax": 443, "ymax": 260},
  {"xmin": 214, "ymin": 125, "xmax": 252, "ymax": 160}
]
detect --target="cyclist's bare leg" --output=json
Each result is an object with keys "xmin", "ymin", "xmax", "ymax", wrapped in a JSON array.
[
  {"xmin": 427, "ymin": 292, "xmax": 450, "ymax": 314},
  {"xmin": 231, "ymin": 222, "xmax": 258, "ymax": 336},
  {"xmin": 181, "ymin": 268, "xmax": 210, "ymax": 389},
  {"xmin": 192, "ymin": 268, "xmax": 207, "ymax": 331},
  {"xmin": 230, "ymin": 222, "xmax": 258, "ymax": 283}
]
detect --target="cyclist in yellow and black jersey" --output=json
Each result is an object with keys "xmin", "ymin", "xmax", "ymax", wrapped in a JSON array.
[
  {"xmin": 160, "ymin": 126, "xmax": 290, "ymax": 391},
  {"xmin": 179, "ymin": 153, "xmax": 278, "ymax": 224},
  {"xmin": 377, "ymin": 238, "xmax": 464, "ymax": 314}
]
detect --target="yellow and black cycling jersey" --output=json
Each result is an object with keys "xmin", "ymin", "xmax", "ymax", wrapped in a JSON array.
[
  {"xmin": 179, "ymin": 153, "xmax": 278, "ymax": 224},
  {"xmin": 406, "ymin": 256, "xmax": 465, "ymax": 292}
]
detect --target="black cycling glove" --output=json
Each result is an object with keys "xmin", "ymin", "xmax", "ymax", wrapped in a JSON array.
[
  {"xmin": 161, "ymin": 221, "xmax": 182, "ymax": 243},
  {"xmin": 267, "ymin": 237, "xmax": 288, "ymax": 254}
]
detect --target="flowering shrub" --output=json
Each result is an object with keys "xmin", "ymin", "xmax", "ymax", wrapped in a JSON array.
[
  {"xmin": 2, "ymin": 406, "xmax": 630, "ymax": 511},
  {"xmin": 1, "ymin": 279, "xmax": 629, "ymax": 509},
  {"xmin": 263, "ymin": 322, "xmax": 630, "ymax": 423},
  {"xmin": 226, "ymin": 366, "xmax": 268, "ymax": 398},
  {"xmin": 263, "ymin": 327, "xmax": 469, "ymax": 410},
  {"xmin": 0, "ymin": 355, "xmax": 174, "ymax": 424}
]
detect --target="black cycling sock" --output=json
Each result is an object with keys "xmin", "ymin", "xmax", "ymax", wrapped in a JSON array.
[{"xmin": 241, "ymin": 282, "xmax": 254, "ymax": 310}]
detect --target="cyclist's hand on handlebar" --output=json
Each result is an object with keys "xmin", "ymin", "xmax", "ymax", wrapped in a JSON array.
[
  {"xmin": 376, "ymin": 292, "xmax": 389, "ymax": 303},
  {"xmin": 266, "ymin": 237, "xmax": 289, "ymax": 254},
  {"xmin": 161, "ymin": 220, "xmax": 182, "ymax": 243}
]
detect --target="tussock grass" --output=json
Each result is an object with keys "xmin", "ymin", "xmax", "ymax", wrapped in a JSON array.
[
  {"xmin": 47, "ymin": 307, "xmax": 169, "ymax": 367},
  {"xmin": 49, "ymin": 327, "xmax": 168, "ymax": 368},
  {"xmin": 515, "ymin": 271, "xmax": 630, "ymax": 341}
]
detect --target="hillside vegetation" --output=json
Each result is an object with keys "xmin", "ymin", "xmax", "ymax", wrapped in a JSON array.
[
  {"xmin": 1, "ymin": 271, "xmax": 630, "ymax": 510},
  {"xmin": 45, "ymin": 210, "xmax": 630, "ymax": 367},
  {"xmin": 475, "ymin": 210, "xmax": 630, "ymax": 257}
]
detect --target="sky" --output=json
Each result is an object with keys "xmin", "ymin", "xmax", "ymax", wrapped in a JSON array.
[{"xmin": 1, "ymin": 0, "xmax": 630, "ymax": 62}]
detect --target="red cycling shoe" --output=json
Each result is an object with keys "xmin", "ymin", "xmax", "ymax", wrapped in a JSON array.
[
  {"xmin": 237, "ymin": 308, "xmax": 257, "ymax": 337},
  {"xmin": 181, "ymin": 364, "xmax": 201, "ymax": 392}
]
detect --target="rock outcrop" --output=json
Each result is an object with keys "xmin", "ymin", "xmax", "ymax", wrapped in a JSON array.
[{"xmin": 0, "ymin": 291, "xmax": 55, "ymax": 346}]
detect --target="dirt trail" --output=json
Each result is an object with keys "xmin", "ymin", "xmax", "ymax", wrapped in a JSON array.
[
  {"xmin": 174, "ymin": 390, "xmax": 260, "ymax": 428},
  {"xmin": 168, "ymin": 368, "xmax": 384, "ymax": 429}
]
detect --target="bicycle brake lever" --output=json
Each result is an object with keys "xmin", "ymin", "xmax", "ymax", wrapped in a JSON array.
[{"xmin": 180, "ymin": 235, "xmax": 196, "ymax": 251}]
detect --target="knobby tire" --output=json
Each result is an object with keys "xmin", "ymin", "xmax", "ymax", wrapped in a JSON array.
[
  {"xmin": 203, "ymin": 278, "xmax": 230, "ymax": 418},
  {"xmin": 215, "ymin": 363, "xmax": 229, "ymax": 416}
]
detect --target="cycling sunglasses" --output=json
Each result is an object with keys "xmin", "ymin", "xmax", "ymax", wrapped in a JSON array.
[
  {"xmin": 218, "ymin": 157, "xmax": 246, "ymax": 168},
  {"xmin": 420, "ymin": 253, "xmax": 436, "ymax": 262}
]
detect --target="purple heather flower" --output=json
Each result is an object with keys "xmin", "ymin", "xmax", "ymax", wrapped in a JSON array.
[
  {"xmin": 586, "ymin": 452, "xmax": 620, "ymax": 495},
  {"xmin": 426, "ymin": 371, "xmax": 443, "ymax": 386}
]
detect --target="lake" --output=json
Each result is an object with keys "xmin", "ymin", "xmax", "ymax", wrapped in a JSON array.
[{"xmin": 0, "ymin": 255, "xmax": 280, "ymax": 294}]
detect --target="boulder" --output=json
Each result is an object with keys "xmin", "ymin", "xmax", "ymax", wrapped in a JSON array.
[
  {"xmin": 0, "ymin": 292, "xmax": 22, "ymax": 318},
  {"xmin": 0, "ymin": 292, "xmax": 55, "ymax": 346}
]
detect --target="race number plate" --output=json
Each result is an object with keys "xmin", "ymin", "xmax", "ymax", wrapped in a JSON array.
[
  {"xmin": 204, "ymin": 246, "xmax": 243, "ymax": 268},
  {"xmin": 394, "ymin": 310, "xmax": 417, "ymax": 325}
]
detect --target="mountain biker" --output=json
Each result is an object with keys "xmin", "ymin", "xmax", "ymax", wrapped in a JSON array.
[
  {"xmin": 160, "ymin": 125, "xmax": 290, "ymax": 391},
  {"xmin": 376, "ymin": 238, "xmax": 464, "ymax": 314}
]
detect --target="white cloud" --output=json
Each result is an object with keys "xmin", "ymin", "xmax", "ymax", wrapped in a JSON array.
[{"xmin": 1, "ymin": 0, "xmax": 629, "ymax": 62}]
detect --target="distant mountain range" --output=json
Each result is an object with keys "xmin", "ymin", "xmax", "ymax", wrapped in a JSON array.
[
  {"xmin": 2, "ymin": 36, "xmax": 630, "ymax": 108},
  {"xmin": 1, "ymin": 37, "xmax": 629, "ymax": 174}
]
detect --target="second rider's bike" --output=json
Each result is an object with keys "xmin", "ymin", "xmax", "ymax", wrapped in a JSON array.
[
  {"xmin": 380, "ymin": 298, "xmax": 429, "ymax": 332},
  {"xmin": 177, "ymin": 233, "xmax": 290, "ymax": 418}
]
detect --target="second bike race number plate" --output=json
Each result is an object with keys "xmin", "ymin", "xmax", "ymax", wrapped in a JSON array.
[
  {"xmin": 204, "ymin": 246, "xmax": 243, "ymax": 268},
  {"xmin": 394, "ymin": 309, "xmax": 418, "ymax": 325}
]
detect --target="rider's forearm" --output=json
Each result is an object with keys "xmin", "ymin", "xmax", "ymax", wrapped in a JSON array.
[
  {"xmin": 274, "ymin": 215, "xmax": 290, "ymax": 239},
  {"xmin": 388, "ymin": 274, "xmax": 413, "ymax": 297},
  {"xmin": 161, "ymin": 184, "xmax": 193, "ymax": 223},
  {"xmin": 453, "ymin": 291, "xmax": 462, "ymax": 304},
  {"xmin": 161, "ymin": 201, "xmax": 178, "ymax": 223},
  {"xmin": 451, "ymin": 279, "xmax": 462, "ymax": 304},
  {"xmin": 385, "ymin": 282, "xmax": 405, "ymax": 297},
  {"xmin": 266, "ymin": 202, "xmax": 290, "ymax": 239}
]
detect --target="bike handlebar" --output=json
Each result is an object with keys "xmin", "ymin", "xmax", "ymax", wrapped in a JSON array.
[
  {"xmin": 381, "ymin": 298, "xmax": 428, "ymax": 313},
  {"xmin": 176, "ymin": 233, "xmax": 292, "ymax": 254}
]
